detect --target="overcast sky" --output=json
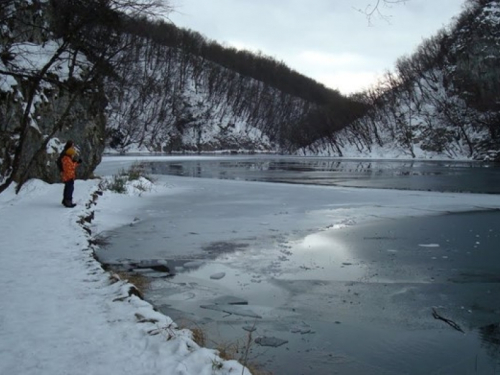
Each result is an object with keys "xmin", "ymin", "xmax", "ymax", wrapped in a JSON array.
[{"xmin": 168, "ymin": 0, "xmax": 466, "ymax": 95}]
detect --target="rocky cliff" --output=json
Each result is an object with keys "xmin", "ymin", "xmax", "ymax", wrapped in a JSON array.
[{"xmin": 0, "ymin": 0, "xmax": 108, "ymax": 186}]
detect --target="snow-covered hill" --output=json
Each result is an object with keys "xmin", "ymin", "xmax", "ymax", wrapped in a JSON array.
[
  {"xmin": 2, "ymin": 0, "xmax": 500, "ymax": 192},
  {"xmin": 299, "ymin": 0, "xmax": 500, "ymax": 161},
  {"xmin": 105, "ymin": 36, "xmax": 316, "ymax": 154}
]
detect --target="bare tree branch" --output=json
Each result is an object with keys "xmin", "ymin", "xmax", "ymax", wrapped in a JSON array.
[
  {"xmin": 0, "ymin": 0, "xmax": 174, "ymax": 194},
  {"xmin": 355, "ymin": 0, "xmax": 409, "ymax": 24}
]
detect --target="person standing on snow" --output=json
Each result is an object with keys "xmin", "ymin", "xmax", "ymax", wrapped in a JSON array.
[{"xmin": 60, "ymin": 140, "xmax": 82, "ymax": 208}]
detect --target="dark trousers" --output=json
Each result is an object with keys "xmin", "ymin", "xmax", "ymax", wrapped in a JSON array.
[{"xmin": 63, "ymin": 179, "xmax": 74, "ymax": 202}]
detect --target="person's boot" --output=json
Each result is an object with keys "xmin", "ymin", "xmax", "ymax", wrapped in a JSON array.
[{"xmin": 63, "ymin": 199, "xmax": 76, "ymax": 208}]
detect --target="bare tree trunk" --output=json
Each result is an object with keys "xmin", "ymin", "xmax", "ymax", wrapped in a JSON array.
[{"xmin": 0, "ymin": 42, "xmax": 69, "ymax": 194}]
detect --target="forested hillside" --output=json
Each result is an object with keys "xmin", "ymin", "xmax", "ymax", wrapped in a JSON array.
[
  {"xmin": 0, "ymin": 0, "xmax": 366, "ymax": 191},
  {"xmin": 1, "ymin": 0, "xmax": 499, "ymax": 193},
  {"xmin": 301, "ymin": 0, "xmax": 500, "ymax": 161},
  {"xmin": 104, "ymin": 16, "xmax": 366, "ymax": 154}
]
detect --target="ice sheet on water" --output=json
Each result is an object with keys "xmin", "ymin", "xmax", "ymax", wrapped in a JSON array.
[
  {"xmin": 184, "ymin": 261, "xmax": 205, "ymax": 268},
  {"xmin": 210, "ymin": 272, "xmax": 226, "ymax": 280},
  {"xmin": 200, "ymin": 304, "xmax": 262, "ymax": 318},
  {"xmin": 213, "ymin": 296, "xmax": 248, "ymax": 305},
  {"xmin": 290, "ymin": 322, "xmax": 313, "ymax": 334},
  {"xmin": 254, "ymin": 336, "xmax": 288, "ymax": 347}
]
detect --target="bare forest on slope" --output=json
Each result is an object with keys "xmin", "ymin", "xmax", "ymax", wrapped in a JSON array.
[
  {"xmin": 302, "ymin": 0, "xmax": 500, "ymax": 160},
  {"xmin": 2, "ymin": 0, "xmax": 500, "ymax": 193}
]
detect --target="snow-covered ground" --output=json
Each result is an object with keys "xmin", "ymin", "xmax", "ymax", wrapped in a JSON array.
[
  {"xmin": 0, "ymin": 170, "xmax": 250, "ymax": 375},
  {"xmin": 1, "ymin": 155, "xmax": 500, "ymax": 375}
]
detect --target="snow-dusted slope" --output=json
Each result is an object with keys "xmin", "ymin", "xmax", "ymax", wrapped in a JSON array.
[
  {"xmin": 105, "ymin": 35, "xmax": 316, "ymax": 154},
  {"xmin": 299, "ymin": 1, "xmax": 500, "ymax": 161}
]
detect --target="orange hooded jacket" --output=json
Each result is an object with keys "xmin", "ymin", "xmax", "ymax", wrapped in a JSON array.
[{"xmin": 61, "ymin": 148, "xmax": 79, "ymax": 182}]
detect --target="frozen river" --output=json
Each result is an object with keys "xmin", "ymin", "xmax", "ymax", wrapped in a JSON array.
[{"xmin": 96, "ymin": 156, "xmax": 500, "ymax": 375}]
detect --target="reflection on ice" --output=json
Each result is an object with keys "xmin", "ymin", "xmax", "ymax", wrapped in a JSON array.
[
  {"xmin": 300, "ymin": 231, "xmax": 349, "ymax": 258},
  {"xmin": 418, "ymin": 243, "xmax": 440, "ymax": 248},
  {"xmin": 278, "ymin": 230, "xmax": 366, "ymax": 282}
]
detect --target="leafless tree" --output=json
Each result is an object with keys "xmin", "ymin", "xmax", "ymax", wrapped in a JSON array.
[
  {"xmin": 356, "ymin": 0, "xmax": 409, "ymax": 23},
  {"xmin": 0, "ymin": 0, "xmax": 172, "ymax": 194}
]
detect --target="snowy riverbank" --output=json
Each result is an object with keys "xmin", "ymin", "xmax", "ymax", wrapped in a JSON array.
[{"xmin": 0, "ymin": 177, "xmax": 250, "ymax": 375}]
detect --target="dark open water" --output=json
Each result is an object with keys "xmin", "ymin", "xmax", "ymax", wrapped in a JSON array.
[{"xmin": 146, "ymin": 157, "xmax": 500, "ymax": 194}]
